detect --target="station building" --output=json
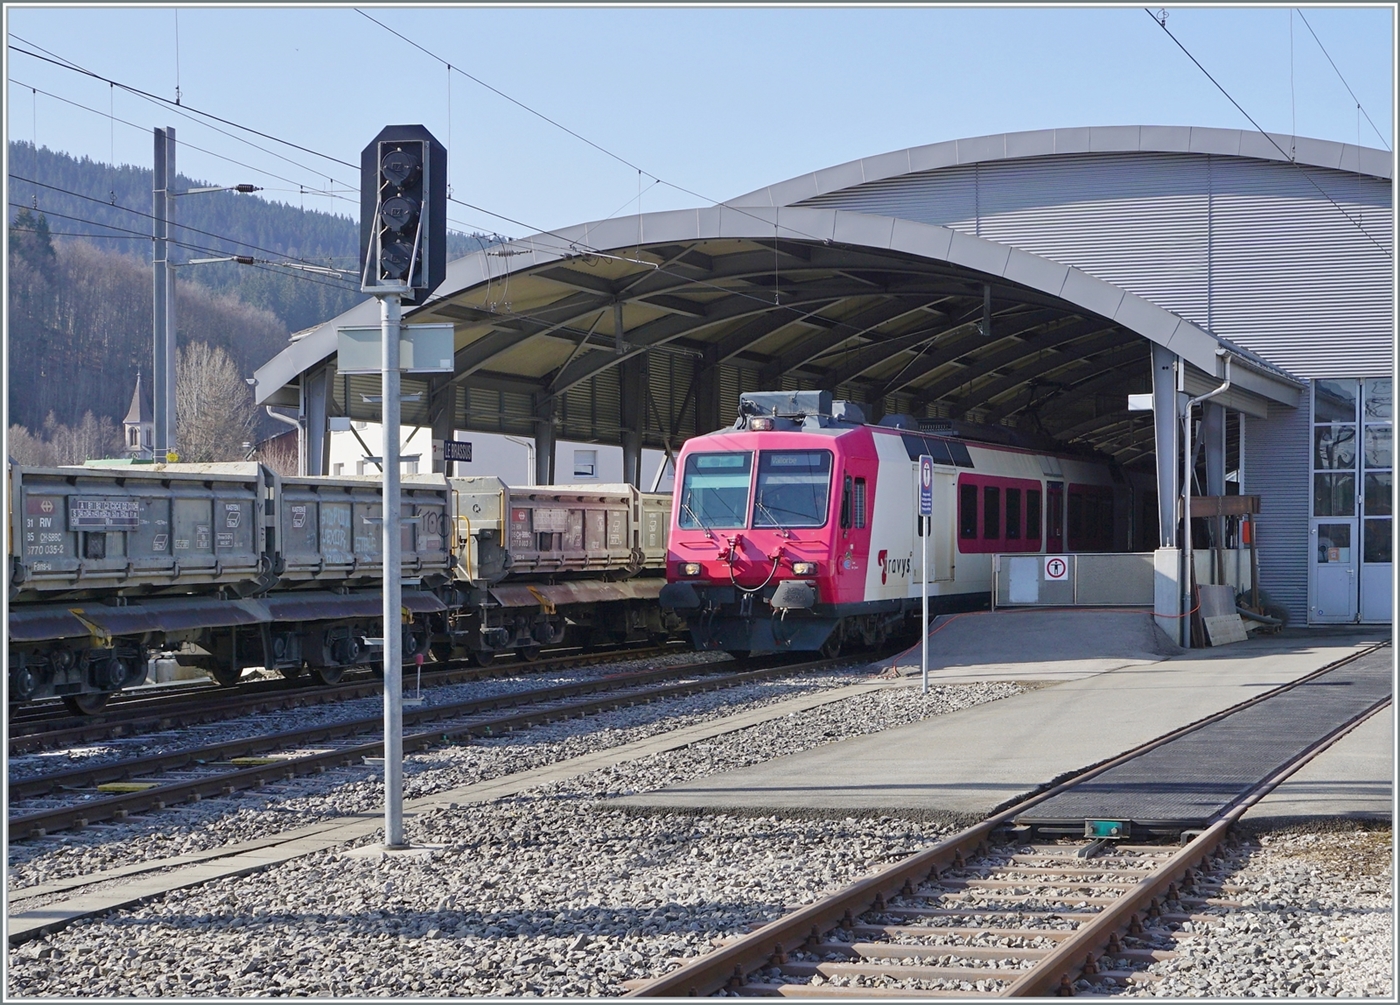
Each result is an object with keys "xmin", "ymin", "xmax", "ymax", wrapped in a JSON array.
[{"xmin": 255, "ymin": 126, "xmax": 1394, "ymax": 630}]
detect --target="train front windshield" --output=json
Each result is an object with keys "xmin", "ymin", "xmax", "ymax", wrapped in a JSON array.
[
  {"xmin": 753, "ymin": 450, "xmax": 832, "ymax": 528},
  {"xmin": 679, "ymin": 452, "xmax": 752, "ymax": 529}
]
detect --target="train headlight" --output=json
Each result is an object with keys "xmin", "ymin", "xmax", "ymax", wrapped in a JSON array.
[
  {"xmin": 680, "ymin": 562, "xmax": 703, "ymax": 577},
  {"xmin": 791, "ymin": 562, "xmax": 817, "ymax": 576},
  {"xmin": 749, "ymin": 417, "xmax": 775, "ymax": 430}
]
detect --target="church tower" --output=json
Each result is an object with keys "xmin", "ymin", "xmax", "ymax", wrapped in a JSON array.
[{"xmin": 123, "ymin": 372, "xmax": 154, "ymax": 460}]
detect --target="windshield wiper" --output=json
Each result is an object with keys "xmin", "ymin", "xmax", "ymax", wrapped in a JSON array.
[
  {"xmin": 755, "ymin": 495, "xmax": 789, "ymax": 537},
  {"xmin": 681, "ymin": 491, "xmax": 714, "ymax": 538}
]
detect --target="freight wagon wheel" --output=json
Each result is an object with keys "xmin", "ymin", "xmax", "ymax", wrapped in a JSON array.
[
  {"xmin": 472, "ymin": 651, "xmax": 496, "ymax": 668},
  {"xmin": 62, "ymin": 692, "xmax": 112, "ymax": 716},
  {"xmin": 278, "ymin": 665, "xmax": 306, "ymax": 682},
  {"xmin": 313, "ymin": 666, "xmax": 345, "ymax": 686},
  {"xmin": 210, "ymin": 665, "xmax": 243, "ymax": 687},
  {"xmin": 517, "ymin": 646, "xmax": 542, "ymax": 663},
  {"xmin": 429, "ymin": 641, "xmax": 454, "ymax": 663}
]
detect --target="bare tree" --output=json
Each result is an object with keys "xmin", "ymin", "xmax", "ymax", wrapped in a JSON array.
[
  {"xmin": 175, "ymin": 342, "xmax": 256, "ymax": 462},
  {"xmin": 7, "ymin": 412, "xmax": 120, "ymax": 466},
  {"xmin": 256, "ymin": 431, "xmax": 299, "ymax": 476}
]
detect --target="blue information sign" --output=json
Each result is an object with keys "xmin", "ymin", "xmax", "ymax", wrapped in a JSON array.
[{"xmin": 918, "ymin": 455, "xmax": 934, "ymax": 516}]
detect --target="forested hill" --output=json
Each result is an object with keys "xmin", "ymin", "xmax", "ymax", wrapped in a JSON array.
[{"xmin": 9, "ymin": 141, "xmax": 497, "ymax": 335}]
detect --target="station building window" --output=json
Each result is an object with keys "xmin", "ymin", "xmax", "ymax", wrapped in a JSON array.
[{"xmin": 574, "ymin": 449, "xmax": 597, "ymax": 479}]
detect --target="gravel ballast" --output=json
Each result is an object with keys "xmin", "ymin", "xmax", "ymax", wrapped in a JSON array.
[
  {"xmin": 1117, "ymin": 822, "xmax": 1392, "ymax": 999},
  {"xmin": 6, "ymin": 663, "xmax": 1391, "ymax": 999}
]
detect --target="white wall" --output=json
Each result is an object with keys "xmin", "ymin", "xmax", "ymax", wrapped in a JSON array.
[{"xmin": 326, "ymin": 423, "xmax": 675, "ymax": 491}]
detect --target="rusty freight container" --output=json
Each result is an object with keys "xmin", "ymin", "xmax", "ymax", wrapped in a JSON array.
[
  {"xmin": 274, "ymin": 472, "xmax": 451, "ymax": 587},
  {"xmin": 439, "ymin": 478, "xmax": 678, "ymax": 661}
]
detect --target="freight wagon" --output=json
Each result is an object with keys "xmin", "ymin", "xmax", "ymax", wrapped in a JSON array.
[{"xmin": 7, "ymin": 462, "xmax": 678, "ymax": 713}]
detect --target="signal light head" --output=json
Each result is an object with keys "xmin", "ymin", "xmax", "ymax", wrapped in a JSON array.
[
  {"xmin": 380, "ymin": 146, "xmax": 422, "ymax": 188},
  {"xmin": 380, "ymin": 241, "xmax": 414, "ymax": 280},
  {"xmin": 381, "ymin": 195, "xmax": 420, "ymax": 233}
]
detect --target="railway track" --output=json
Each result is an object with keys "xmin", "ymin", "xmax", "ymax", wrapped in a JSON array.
[
  {"xmin": 8, "ymin": 651, "xmax": 855, "ymax": 843},
  {"xmin": 627, "ymin": 646, "xmax": 1391, "ymax": 998},
  {"xmin": 8, "ymin": 643, "xmax": 679, "ymax": 756}
]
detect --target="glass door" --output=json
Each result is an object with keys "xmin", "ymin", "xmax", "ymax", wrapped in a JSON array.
[
  {"xmin": 1360, "ymin": 378, "xmax": 1392, "ymax": 622},
  {"xmin": 1311, "ymin": 380, "xmax": 1358, "ymax": 622}
]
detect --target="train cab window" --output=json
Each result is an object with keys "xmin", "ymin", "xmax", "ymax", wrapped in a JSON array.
[
  {"xmin": 754, "ymin": 450, "xmax": 832, "ymax": 529},
  {"xmin": 853, "ymin": 478, "xmax": 867, "ymax": 529},
  {"xmin": 983, "ymin": 486, "xmax": 1000, "ymax": 540},
  {"xmin": 1005, "ymin": 488, "xmax": 1021, "ymax": 540},
  {"xmin": 959, "ymin": 484, "xmax": 978, "ymax": 538},
  {"xmin": 1026, "ymin": 489, "xmax": 1042, "ymax": 542},
  {"xmin": 679, "ymin": 452, "xmax": 752, "ymax": 529}
]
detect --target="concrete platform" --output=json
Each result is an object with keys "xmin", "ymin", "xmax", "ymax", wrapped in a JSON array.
[
  {"xmin": 614, "ymin": 626, "xmax": 1392, "ymax": 825},
  {"xmin": 1243, "ymin": 704, "xmax": 1393, "ymax": 825},
  {"xmin": 873, "ymin": 609, "xmax": 1182, "ymax": 683}
]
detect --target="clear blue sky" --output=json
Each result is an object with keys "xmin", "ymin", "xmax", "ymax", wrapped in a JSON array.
[{"xmin": 6, "ymin": 5, "xmax": 1394, "ymax": 239}]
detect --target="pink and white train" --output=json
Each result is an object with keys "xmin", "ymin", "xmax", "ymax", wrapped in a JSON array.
[{"xmin": 659, "ymin": 391, "xmax": 1127, "ymax": 656}]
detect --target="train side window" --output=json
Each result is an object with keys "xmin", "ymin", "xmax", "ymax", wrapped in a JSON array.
[
  {"xmin": 840, "ymin": 475, "xmax": 853, "ymax": 529},
  {"xmin": 1026, "ymin": 489, "xmax": 1042, "ymax": 542},
  {"xmin": 853, "ymin": 478, "xmax": 867, "ymax": 529},
  {"xmin": 1068, "ymin": 493, "xmax": 1084, "ymax": 540},
  {"xmin": 1005, "ymin": 488, "xmax": 1021, "ymax": 540},
  {"xmin": 959, "ymin": 483, "xmax": 978, "ymax": 538},
  {"xmin": 983, "ymin": 486, "xmax": 1000, "ymax": 540}
]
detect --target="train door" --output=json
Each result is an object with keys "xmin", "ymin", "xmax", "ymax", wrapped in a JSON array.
[
  {"xmin": 932, "ymin": 469, "xmax": 955, "ymax": 580},
  {"xmin": 1046, "ymin": 481, "xmax": 1064, "ymax": 552},
  {"xmin": 837, "ymin": 457, "xmax": 875, "ymax": 600}
]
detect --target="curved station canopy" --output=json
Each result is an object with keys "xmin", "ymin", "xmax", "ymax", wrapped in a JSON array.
[{"xmin": 256, "ymin": 127, "xmax": 1315, "ymax": 481}]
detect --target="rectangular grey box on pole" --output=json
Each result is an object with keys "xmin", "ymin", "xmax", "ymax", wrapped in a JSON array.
[{"xmin": 337, "ymin": 324, "xmax": 454, "ymax": 374}]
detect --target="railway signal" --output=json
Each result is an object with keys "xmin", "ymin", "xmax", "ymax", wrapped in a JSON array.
[
  {"xmin": 359, "ymin": 125, "xmax": 446, "ymax": 304},
  {"xmin": 358, "ymin": 124, "xmax": 447, "ymax": 851}
]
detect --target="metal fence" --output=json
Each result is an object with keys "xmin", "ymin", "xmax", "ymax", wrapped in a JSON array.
[{"xmin": 993, "ymin": 553, "xmax": 1155, "ymax": 608}]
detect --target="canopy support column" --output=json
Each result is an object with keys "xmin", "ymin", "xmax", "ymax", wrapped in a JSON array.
[
  {"xmin": 302, "ymin": 366, "xmax": 331, "ymax": 476},
  {"xmin": 1151, "ymin": 344, "xmax": 1180, "ymax": 547},
  {"xmin": 532, "ymin": 394, "xmax": 556, "ymax": 485},
  {"xmin": 694, "ymin": 345, "xmax": 721, "ymax": 433},
  {"xmin": 620, "ymin": 353, "xmax": 647, "ymax": 487},
  {"xmin": 428, "ymin": 379, "xmax": 455, "ymax": 474}
]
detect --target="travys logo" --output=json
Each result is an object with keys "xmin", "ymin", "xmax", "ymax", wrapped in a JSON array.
[{"xmin": 877, "ymin": 549, "xmax": 911, "ymax": 584}]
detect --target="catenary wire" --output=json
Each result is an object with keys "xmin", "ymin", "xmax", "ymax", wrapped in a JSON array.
[
  {"xmin": 1295, "ymin": 8, "xmax": 1392, "ymax": 152},
  {"xmin": 9, "ymin": 73, "xmax": 498, "ymax": 245},
  {"xmin": 8, "ymin": 35, "xmax": 358, "ymax": 171},
  {"xmin": 8, "ymin": 78, "xmax": 355, "ymax": 202},
  {"xmin": 11, "ymin": 35, "xmax": 959, "ymax": 359},
  {"xmin": 1144, "ymin": 9, "xmax": 1390, "ymax": 258},
  {"xmin": 352, "ymin": 10, "xmax": 852, "ymax": 251},
  {"xmin": 10, "ymin": 173, "xmax": 361, "ymax": 270},
  {"xmin": 9, "ymin": 201, "xmax": 363, "ymax": 294}
]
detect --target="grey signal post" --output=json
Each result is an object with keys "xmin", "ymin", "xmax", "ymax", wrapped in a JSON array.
[
  {"xmin": 356, "ymin": 125, "xmax": 447, "ymax": 851},
  {"xmin": 918, "ymin": 455, "xmax": 934, "ymax": 694}
]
